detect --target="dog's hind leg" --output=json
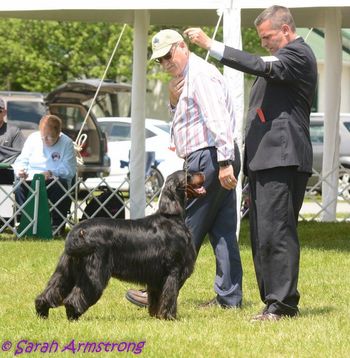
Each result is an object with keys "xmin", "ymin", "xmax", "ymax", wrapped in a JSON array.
[
  {"xmin": 153, "ymin": 272, "xmax": 180, "ymax": 320},
  {"xmin": 63, "ymin": 252, "xmax": 111, "ymax": 320},
  {"xmin": 35, "ymin": 254, "xmax": 75, "ymax": 319}
]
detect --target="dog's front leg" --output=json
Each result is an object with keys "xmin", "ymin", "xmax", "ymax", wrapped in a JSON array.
[{"xmin": 155, "ymin": 272, "xmax": 179, "ymax": 320}]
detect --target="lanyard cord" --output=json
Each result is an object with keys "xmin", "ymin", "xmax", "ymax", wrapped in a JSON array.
[
  {"xmin": 304, "ymin": 27, "xmax": 314, "ymax": 42},
  {"xmin": 74, "ymin": 24, "xmax": 127, "ymax": 155},
  {"xmin": 205, "ymin": 9, "xmax": 224, "ymax": 62},
  {"xmin": 184, "ymin": 38, "xmax": 191, "ymax": 180},
  {"xmin": 183, "ymin": 10, "xmax": 223, "ymax": 184}
]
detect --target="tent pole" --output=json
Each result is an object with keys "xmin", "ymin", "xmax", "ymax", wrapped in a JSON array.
[
  {"xmin": 321, "ymin": 8, "xmax": 342, "ymax": 221},
  {"xmin": 130, "ymin": 10, "xmax": 150, "ymax": 219},
  {"xmin": 223, "ymin": 2, "xmax": 245, "ymax": 239}
]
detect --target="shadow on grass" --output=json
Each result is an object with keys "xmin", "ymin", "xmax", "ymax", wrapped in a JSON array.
[
  {"xmin": 189, "ymin": 298, "xmax": 255, "ymax": 310},
  {"xmin": 238, "ymin": 219, "xmax": 350, "ymax": 252},
  {"xmin": 300, "ymin": 305, "xmax": 336, "ymax": 317},
  {"xmin": 2, "ymin": 218, "xmax": 348, "ymax": 253},
  {"xmin": 298, "ymin": 221, "xmax": 350, "ymax": 252},
  {"xmin": 0, "ymin": 235, "xmax": 65, "ymax": 242},
  {"xmin": 0, "ymin": 229, "xmax": 66, "ymax": 242}
]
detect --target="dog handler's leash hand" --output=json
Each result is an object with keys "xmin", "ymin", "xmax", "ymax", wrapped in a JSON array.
[{"xmin": 219, "ymin": 165, "xmax": 237, "ymax": 190}]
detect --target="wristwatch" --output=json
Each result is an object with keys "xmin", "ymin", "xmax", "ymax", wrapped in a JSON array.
[{"xmin": 218, "ymin": 160, "xmax": 231, "ymax": 168}]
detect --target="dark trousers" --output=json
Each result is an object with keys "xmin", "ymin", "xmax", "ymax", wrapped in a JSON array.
[
  {"xmin": 248, "ymin": 166, "xmax": 309, "ymax": 316},
  {"xmin": 15, "ymin": 178, "xmax": 71, "ymax": 228},
  {"xmin": 0, "ymin": 168, "xmax": 14, "ymax": 185},
  {"xmin": 185, "ymin": 147, "xmax": 243, "ymax": 307}
]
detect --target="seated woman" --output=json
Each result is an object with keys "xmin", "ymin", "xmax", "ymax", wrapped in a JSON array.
[{"xmin": 12, "ymin": 114, "xmax": 77, "ymax": 233}]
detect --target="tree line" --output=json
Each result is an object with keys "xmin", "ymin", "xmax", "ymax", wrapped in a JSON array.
[{"xmin": 0, "ymin": 19, "xmax": 264, "ymax": 93}]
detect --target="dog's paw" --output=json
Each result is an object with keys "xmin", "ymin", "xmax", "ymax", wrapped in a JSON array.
[
  {"xmin": 65, "ymin": 303, "xmax": 81, "ymax": 321},
  {"xmin": 36, "ymin": 310, "xmax": 49, "ymax": 319},
  {"xmin": 155, "ymin": 309, "xmax": 177, "ymax": 320},
  {"xmin": 35, "ymin": 298, "xmax": 49, "ymax": 319},
  {"xmin": 157, "ymin": 313, "xmax": 176, "ymax": 320}
]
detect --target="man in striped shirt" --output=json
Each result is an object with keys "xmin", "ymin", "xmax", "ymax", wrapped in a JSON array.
[{"xmin": 126, "ymin": 29, "xmax": 243, "ymax": 309}]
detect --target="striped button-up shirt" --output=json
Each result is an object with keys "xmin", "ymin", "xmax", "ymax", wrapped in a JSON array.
[{"xmin": 171, "ymin": 53, "xmax": 236, "ymax": 162}]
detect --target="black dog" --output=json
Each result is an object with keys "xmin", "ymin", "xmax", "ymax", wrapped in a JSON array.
[{"xmin": 35, "ymin": 170, "xmax": 205, "ymax": 320}]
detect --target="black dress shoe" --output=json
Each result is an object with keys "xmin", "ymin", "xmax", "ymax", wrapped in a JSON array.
[
  {"xmin": 251, "ymin": 312, "xmax": 282, "ymax": 322},
  {"xmin": 199, "ymin": 297, "xmax": 241, "ymax": 309},
  {"xmin": 125, "ymin": 289, "xmax": 148, "ymax": 308},
  {"xmin": 199, "ymin": 297, "xmax": 220, "ymax": 308}
]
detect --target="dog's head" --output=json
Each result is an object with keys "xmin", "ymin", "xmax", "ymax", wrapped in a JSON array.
[
  {"xmin": 185, "ymin": 171, "xmax": 206, "ymax": 199},
  {"xmin": 158, "ymin": 170, "xmax": 206, "ymax": 216}
]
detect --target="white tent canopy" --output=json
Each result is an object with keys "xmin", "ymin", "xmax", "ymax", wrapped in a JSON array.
[
  {"xmin": 1, "ymin": 0, "xmax": 350, "ymax": 26},
  {"xmin": 0, "ymin": 0, "xmax": 349, "ymax": 220}
]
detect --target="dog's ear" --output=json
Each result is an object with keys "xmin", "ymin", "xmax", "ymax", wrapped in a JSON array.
[
  {"xmin": 158, "ymin": 179, "xmax": 184, "ymax": 216},
  {"xmin": 158, "ymin": 197, "xmax": 182, "ymax": 215}
]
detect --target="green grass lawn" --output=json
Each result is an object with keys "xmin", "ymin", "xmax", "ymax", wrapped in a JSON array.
[{"xmin": 0, "ymin": 220, "xmax": 349, "ymax": 357}]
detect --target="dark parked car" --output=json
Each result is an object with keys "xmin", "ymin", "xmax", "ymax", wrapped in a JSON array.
[
  {"xmin": 46, "ymin": 79, "xmax": 131, "ymax": 179},
  {"xmin": 2, "ymin": 79, "xmax": 132, "ymax": 179},
  {"xmin": 0, "ymin": 91, "xmax": 47, "ymax": 138}
]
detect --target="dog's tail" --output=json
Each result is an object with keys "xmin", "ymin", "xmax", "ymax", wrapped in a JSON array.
[{"xmin": 65, "ymin": 227, "xmax": 97, "ymax": 257}]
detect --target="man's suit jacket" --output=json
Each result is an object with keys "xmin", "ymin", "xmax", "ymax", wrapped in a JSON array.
[{"xmin": 221, "ymin": 37, "xmax": 318, "ymax": 174}]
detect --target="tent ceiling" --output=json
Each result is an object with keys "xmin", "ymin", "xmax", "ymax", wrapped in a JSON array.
[
  {"xmin": 0, "ymin": 10, "xmax": 219, "ymax": 26},
  {"xmin": 1, "ymin": 5, "xmax": 350, "ymax": 28}
]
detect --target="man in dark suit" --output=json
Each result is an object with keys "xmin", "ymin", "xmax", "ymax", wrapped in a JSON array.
[{"xmin": 185, "ymin": 5, "xmax": 317, "ymax": 321}]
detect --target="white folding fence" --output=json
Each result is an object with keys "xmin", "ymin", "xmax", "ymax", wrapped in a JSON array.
[
  {"xmin": 1, "ymin": 164, "xmax": 349, "ymax": 238},
  {"xmin": 0, "ymin": 172, "xmax": 162, "ymax": 237},
  {"xmin": 240, "ymin": 164, "xmax": 350, "ymax": 222},
  {"xmin": 300, "ymin": 164, "xmax": 350, "ymax": 221}
]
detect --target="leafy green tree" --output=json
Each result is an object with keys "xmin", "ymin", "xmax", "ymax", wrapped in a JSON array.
[
  {"xmin": 0, "ymin": 19, "xmax": 134, "ymax": 92},
  {"xmin": 0, "ymin": 19, "xmax": 263, "ymax": 93},
  {"xmin": 242, "ymin": 27, "xmax": 268, "ymax": 55}
]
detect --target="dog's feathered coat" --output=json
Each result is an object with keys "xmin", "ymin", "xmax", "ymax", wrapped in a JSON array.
[{"xmin": 35, "ymin": 170, "xmax": 205, "ymax": 320}]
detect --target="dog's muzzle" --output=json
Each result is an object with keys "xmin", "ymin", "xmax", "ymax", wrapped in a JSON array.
[{"xmin": 186, "ymin": 172, "xmax": 206, "ymax": 198}]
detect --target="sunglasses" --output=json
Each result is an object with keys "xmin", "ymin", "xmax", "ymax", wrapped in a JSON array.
[
  {"xmin": 155, "ymin": 43, "xmax": 179, "ymax": 64},
  {"xmin": 41, "ymin": 135, "xmax": 58, "ymax": 141},
  {"xmin": 0, "ymin": 108, "xmax": 4, "ymax": 113}
]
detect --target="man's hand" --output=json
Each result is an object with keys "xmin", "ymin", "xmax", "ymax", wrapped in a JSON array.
[
  {"xmin": 184, "ymin": 28, "xmax": 212, "ymax": 50},
  {"xmin": 18, "ymin": 169, "xmax": 28, "ymax": 179},
  {"xmin": 43, "ymin": 170, "xmax": 53, "ymax": 181},
  {"xmin": 218, "ymin": 165, "xmax": 237, "ymax": 190},
  {"xmin": 169, "ymin": 76, "xmax": 185, "ymax": 107}
]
